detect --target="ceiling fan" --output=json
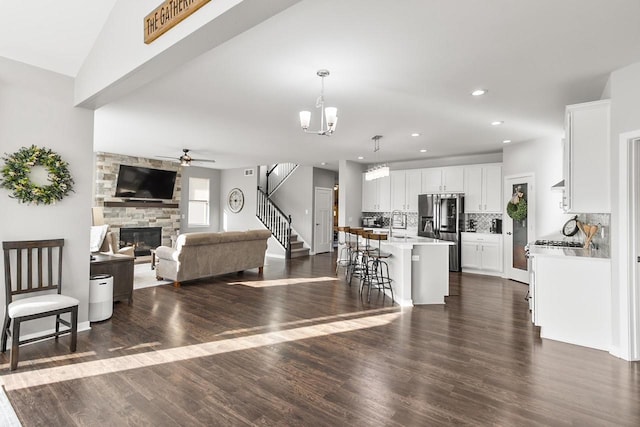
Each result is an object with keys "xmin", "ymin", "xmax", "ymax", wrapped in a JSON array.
[{"xmin": 158, "ymin": 149, "xmax": 216, "ymax": 166}]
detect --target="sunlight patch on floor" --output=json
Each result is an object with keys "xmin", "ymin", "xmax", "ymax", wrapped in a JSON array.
[
  {"xmin": 108, "ymin": 341, "xmax": 163, "ymax": 352},
  {"xmin": 215, "ymin": 306, "xmax": 399, "ymax": 336},
  {"xmin": 0, "ymin": 312, "xmax": 401, "ymax": 391},
  {"xmin": 0, "ymin": 350, "xmax": 96, "ymax": 371},
  {"xmin": 227, "ymin": 276, "xmax": 336, "ymax": 288}
]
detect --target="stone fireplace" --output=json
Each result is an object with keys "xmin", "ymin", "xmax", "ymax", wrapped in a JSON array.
[
  {"xmin": 93, "ymin": 152, "xmax": 182, "ymax": 249},
  {"xmin": 120, "ymin": 227, "xmax": 162, "ymax": 256}
]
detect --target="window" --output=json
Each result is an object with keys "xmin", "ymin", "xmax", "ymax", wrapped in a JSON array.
[{"xmin": 188, "ymin": 177, "xmax": 210, "ymax": 227}]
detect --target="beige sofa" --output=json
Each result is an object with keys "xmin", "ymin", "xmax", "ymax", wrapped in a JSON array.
[{"xmin": 155, "ymin": 229, "xmax": 271, "ymax": 287}]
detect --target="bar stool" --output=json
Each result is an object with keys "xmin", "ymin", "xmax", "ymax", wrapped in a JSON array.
[
  {"xmin": 346, "ymin": 227, "xmax": 367, "ymax": 285},
  {"xmin": 335, "ymin": 226, "xmax": 351, "ymax": 275},
  {"xmin": 361, "ymin": 232, "xmax": 394, "ymax": 303}
]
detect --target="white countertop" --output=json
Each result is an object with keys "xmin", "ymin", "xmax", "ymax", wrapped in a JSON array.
[
  {"xmin": 381, "ymin": 235, "xmax": 454, "ymax": 248},
  {"xmin": 528, "ymin": 234, "xmax": 610, "ymax": 259},
  {"xmin": 528, "ymin": 245, "xmax": 610, "ymax": 260}
]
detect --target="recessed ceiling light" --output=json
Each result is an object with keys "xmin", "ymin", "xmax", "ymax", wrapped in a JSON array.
[
  {"xmin": 411, "ymin": 133, "xmax": 421, "ymax": 137},
  {"xmin": 471, "ymin": 89, "xmax": 487, "ymax": 96},
  {"xmin": 420, "ymin": 149, "xmax": 427, "ymax": 153},
  {"xmin": 491, "ymin": 120, "xmax": 504, "ymax": 126},
  {"xmin": 321, "ymin": 162, "xmax": 327, "ymax": 165},
  {"xmin": 357, "ymin": 156, "xmax": 364, "ymax": 160},
  {"xmin": 502, "ymin": 139, "xmax": 512, "ymax": 144}
]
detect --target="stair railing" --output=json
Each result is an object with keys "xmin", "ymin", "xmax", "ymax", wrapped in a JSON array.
[
  {"xmin": 256, "ymin": 186, "xmax": 292, "ymax": 258},
  {"xmin": 266, "ymin": 163, "xmax": 298, "ymax": 197}
]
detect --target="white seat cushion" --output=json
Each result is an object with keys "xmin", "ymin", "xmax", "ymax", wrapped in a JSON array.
[{"xmin": 8, "ymin": 294, "xmax": 79, "ymax": 319}]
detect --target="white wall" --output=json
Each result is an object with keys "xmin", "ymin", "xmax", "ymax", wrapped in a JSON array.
[
  {"xmin": 270, "ymin": 166, "xmax": 314, "ymax": 247},
  {"xmin": 312, "ymin": 167, "xmax": 338, "ymax": 248},
  {"xmin": 502, "ymin": 136, "xmax": 569, "ymax": 238},
  {"xmin": 338, "ymin": 160, "xmax": 363, "ymax": 227},
  {"xmin": 219, "ymin": 167, "xmax": 283, "ymax": 256},
  {"xmin": 75, "ymin": 0, "xmax": 300, "ymax": 107},
  {"xmin": 0, "ymin": 58, "xmax": 94, "ymax": 334},
  {"xmin": 180, "ymin": 166, "xmax": 221, "ymax": 234},
  {"xmin": 220, "ymin": 167, "xmax": 260, "ymax": 230},
  {"xmin": 609, "ymin": 60, "xmax": 640, "ymax": 357},
  {"xmin": 313, "ymin": 167, "xmax": 337, "ymax": 190}
]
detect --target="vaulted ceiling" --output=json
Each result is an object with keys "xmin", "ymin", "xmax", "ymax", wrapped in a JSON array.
[{"xmin": 3, "ymin": 1, "xmax": 640, "ymax": 169}]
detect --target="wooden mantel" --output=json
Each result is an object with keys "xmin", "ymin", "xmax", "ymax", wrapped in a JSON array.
[{"xmin": 104, "ymin": 201, "xmax": 179, "ymax": 208}]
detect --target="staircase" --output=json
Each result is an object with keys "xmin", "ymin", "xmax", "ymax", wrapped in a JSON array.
[
  {"xmin": 289, "ymin": 232, "xmax": 309, "ymax": 258},
  {"xmin": 266, "ymin": 163, "xmax": 298, "ymax": 197},
  {"xmin": 256, "ymin": 163, "xmax": 309, "ymax": 259}
]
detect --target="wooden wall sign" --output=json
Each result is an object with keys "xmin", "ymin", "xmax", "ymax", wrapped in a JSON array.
[{"xmin": 144, "ymin": 0, "xmax": 211, "ymax": 44}]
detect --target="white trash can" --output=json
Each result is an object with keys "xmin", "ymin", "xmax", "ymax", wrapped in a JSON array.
[{"xmin": 89, "ymin": 274, "xmax": 113, "ymax": 322}]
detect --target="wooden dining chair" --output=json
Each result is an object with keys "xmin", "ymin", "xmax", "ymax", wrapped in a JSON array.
[{"xmin": 2, "ymin": 239, "xmax": 79, "ymax": 370}]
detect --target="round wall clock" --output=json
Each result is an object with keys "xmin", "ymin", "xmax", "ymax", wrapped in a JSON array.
[
  {"xmin": 562, "ymin": 215, "xmax": 579, "ymax": 236},
  {"xmin": 228, "ymin": 188, "xmax": 244, "ymax": 213}
]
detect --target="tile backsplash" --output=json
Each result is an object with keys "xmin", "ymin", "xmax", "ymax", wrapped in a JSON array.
[
  {"xmin": 576, "ymin": 213, "xmax": 610, "ymax": 251},
  {"xmin": 361, "ymin": 212, "xmax": 419, "ymax": 229},
  {"xmin": 465, "ymin": 213, "xmax": 503, "ymax": 233}
]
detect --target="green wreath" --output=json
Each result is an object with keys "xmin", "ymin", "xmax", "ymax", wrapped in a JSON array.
[
  {"xmin": 0, "ymin": 145, "xmax": 74, "ymax": 205},
  {"xmin": 507, "ymin": 197, "xmax": 527, "ymax": 221}
]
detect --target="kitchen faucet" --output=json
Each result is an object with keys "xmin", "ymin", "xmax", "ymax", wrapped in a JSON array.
[{"xmin": 389, "ymin": 210, "xmax": 403, "ymax": 239}]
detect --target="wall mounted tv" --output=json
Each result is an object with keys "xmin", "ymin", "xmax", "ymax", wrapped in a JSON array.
[{"xmin": 114, "ymin": 165, "xmax": 177, "ymax": 200}]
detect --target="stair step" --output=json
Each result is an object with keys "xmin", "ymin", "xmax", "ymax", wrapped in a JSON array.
[
  {"xmin": 290, "ymin": 247, "xmax": 310, "ymax": 258},
  {"xmin": 290, "ymin": 240, "xmax": 304, "ymax": 250}
]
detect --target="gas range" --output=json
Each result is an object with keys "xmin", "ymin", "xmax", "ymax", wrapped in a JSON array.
[{"xmin": 531, "ymin": 239, "xmax": 583, "ymax": 248}]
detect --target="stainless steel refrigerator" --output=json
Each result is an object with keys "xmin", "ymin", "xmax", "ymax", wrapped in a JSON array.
[{"xmin": 418, "ymin": 193, "xmax": 464, "ymax": 272}]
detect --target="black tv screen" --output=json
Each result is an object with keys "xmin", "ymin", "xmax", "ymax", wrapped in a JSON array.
[{"xmin": 114, "ymin": 165, "xmax": 177, "ymax": 200}]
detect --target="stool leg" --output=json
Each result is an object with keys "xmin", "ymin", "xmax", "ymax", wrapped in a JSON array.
[{"xmin": 379, "ymin": 260, "xmax": 394, "ymax": 303}]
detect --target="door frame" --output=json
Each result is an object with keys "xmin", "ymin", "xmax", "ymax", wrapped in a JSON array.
[
  {"xmin": 503, "ymin": 173, "xmax": 535, "ymax": 283},
  {"xmin": 614, "ymin": 130, "xmax": 640, "ymax": 361},
  {"xmin": 313, "ymin": 186, "xmax": 333, "ymax": 254}
]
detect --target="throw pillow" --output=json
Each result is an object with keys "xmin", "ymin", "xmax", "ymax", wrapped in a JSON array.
[{"xmin": 90, "ymin": 224, "xmax": 109, "ymax": 252}]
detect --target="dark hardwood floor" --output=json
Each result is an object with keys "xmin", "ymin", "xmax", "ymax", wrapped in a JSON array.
[{"xmin": 1, "ymin": 253, "xmax": 639, "ymax": 426}]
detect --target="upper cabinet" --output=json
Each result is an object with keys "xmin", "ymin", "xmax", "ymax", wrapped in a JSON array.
[
  {"xmin": 563, "ymin": 100, "xmax": 610, "ymax": 213},
  {"xmin": 463, "ymin": 164, "xmax": 502, "ymax": 213},
  {"xmin": 362, "ymin": 174, "xmax": 390, "ymax": 212},
  {"xmin": 422, "ymin": 166, "xmax": 464, "ymax": 193},
  {"xmin": 391, "ymin": 169, "xmax": 422, "ymax": 211}
]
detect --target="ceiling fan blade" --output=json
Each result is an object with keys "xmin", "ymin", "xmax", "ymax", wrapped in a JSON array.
[
  {"xmin": 190, "ymin": 158, "xmax": 216, "ymax": 163},
  {"xmin": 156, "ymin": 155, "xmax": 179, "ymax": 160}
]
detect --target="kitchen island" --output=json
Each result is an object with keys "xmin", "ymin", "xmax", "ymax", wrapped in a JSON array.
[{"xmin": 365, "ymin": 234, "xmax": 453, "ymax": 306}]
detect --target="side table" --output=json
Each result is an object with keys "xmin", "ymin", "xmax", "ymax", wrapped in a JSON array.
[{"xmin": 90, "ymin": 253, "xmax": 134, "ymax": 305}]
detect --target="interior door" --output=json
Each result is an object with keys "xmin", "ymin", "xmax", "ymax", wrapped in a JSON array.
[
  {"xmin": 314, "ymin": 187, "xmax": 333, "ymax": 254},
  {"xmin": 504, "ymin": 174, "xmax": 535, "ymax": 283}
]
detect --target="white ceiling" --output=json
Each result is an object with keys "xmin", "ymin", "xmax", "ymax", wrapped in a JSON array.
[
  {"xmin": 4, "ymin": 1, "xmax": 640, "ymax": 170},
  {"xmin": 0, "ymin": 0, "xmax": 118, "ymax": 77}
]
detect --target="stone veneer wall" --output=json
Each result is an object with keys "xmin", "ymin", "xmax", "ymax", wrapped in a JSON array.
[{"xmin": 93, "ymin": 152, "xmax": 181, "ymax": 248}]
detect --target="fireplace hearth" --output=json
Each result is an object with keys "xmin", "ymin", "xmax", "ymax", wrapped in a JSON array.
[{"xmin": 119, "ymin": 227, "xmax": 162, "ymax": 256}]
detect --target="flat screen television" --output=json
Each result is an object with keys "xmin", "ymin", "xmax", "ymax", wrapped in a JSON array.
[{"xmin": 114, "ymin": 165, "xmax": 177, "ymax": 200}]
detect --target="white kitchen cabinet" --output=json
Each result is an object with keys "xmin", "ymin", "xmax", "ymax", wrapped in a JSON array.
[
  {"xmin": 422, "ymin": 166, "xmax": 464, "ymax": 193},
  {"xmin": 391, "ymin": 169, "xmax": 422, "ymax": 211},
  {"xmin": 531, "ymin": 253, "xmax": 610, "ymax": 351},
  {"xmin": 461, "ymin": 241, "xmax": 481, "ymax": 269},
  {"xmin": 463, "ymin": 164, "xmax": 502, "ymax": 213},
  {"xmin": 563, "ymin": 100, "xmax": 610, "ymax": 213},
  {"xmin": 461, "ymin": 233, "xmax": 503, "ymax": 275},
  {"xmin": 362, "ymin": 174, "xmax": 390, "ymax": 212}
]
